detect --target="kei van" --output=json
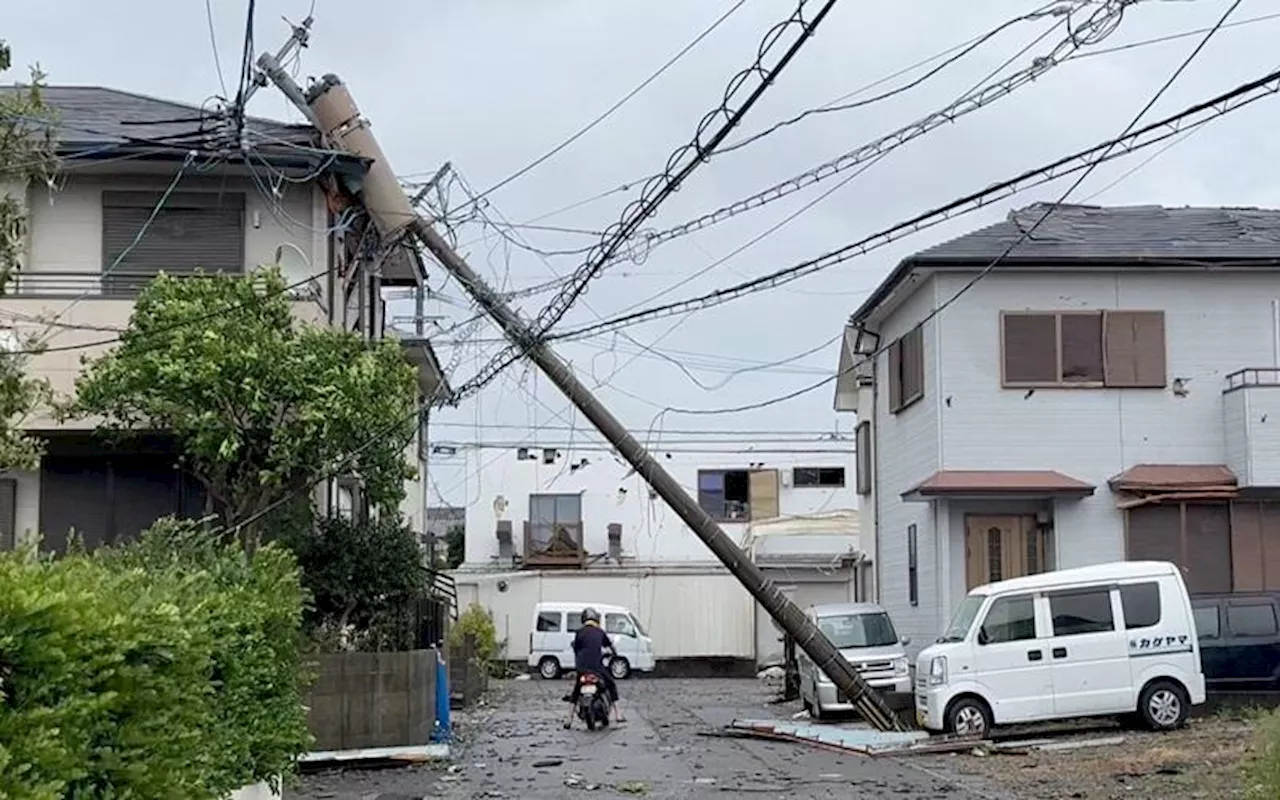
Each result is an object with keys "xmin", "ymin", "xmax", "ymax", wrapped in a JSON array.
[
  {"xmin": 528, "ymin": 602, "xmax": 656, "ymax": 680},
  {"xmin": 915, "ymin": 561, "xmax": 1206, "ymax": 736}
]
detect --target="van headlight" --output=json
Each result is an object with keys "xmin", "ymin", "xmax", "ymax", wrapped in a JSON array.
[
  {"xmin": 928, "ymin": 656, "xmax": 947, "ymax": 686},
  {"xmin": 893, "ymin": 657, "xmax": 909, "ymax": 676}
]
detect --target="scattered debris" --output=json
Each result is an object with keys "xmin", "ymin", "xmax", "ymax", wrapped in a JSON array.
[
  {"xmin": 532, "ymin": 758, "xmax": 564, "ymax": 768},
  {"xmin": 297, "ymin": 743, "xmax": 450, "ymax": 770},
  {"xmin": 564, "ymin": 773, "xmax": 601, "ymax": 790},
  {"xmin": 616, "ymin": 781, "xmax": 649, "ymax": 795},
  {"xmin": 757, "ymin": 666, "xmax": 785, "ymax": 681},
  {"xmin": 514, "ymin": 673, "xmax": 532, "ymax": 681},
  {"xmin": 986, "ymin": 735, "xmax": 1127, "ymax": 755},
  {"xmin": 720, "ymin": 719, "xmax": 935, "ymax": 756}
]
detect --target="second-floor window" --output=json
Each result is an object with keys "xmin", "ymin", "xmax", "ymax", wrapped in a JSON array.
[
  {"xmin": 697, "ymin": 469, "xmax": 779, "ymax": 521},
  {"xmin": 102, "ymin": 190, "xmax": 246, "ymax": 295},
  {"xmin": 887, "ymin": 325, "xmax": 924, "ymax": 413},
  {"xmin": 792, "ymin": 467, "xmax": 845, "ymax": 488},
  {"xmin": 528, "ymin": 493, "xmax": 583, "ymax": 551},
  {"xmin": 1000, "ymin": 310, "xmax": 1166, "ymax": 389}
]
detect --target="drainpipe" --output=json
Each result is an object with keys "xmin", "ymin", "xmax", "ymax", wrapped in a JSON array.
[{"xmin": 1271, "ymin": 299, "xmax": 1279, "ymax": 368}]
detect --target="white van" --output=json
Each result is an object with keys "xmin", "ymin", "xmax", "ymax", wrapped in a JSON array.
[
  {"xmin": 528, "ymin": 602, "xmax": 656, "ymax": 680},
  {"xmin": 915, "ymin": 561, "xmax": 1206, "ymax": 737},
  {"xmin": 797, "ymin": 602, "xmax": 911, "ymax": 719}
]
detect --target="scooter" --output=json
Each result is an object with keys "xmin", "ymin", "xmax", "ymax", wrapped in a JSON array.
[{"xmin": 574, "ymin": 671, "xmax": 611, "ymax": 731}]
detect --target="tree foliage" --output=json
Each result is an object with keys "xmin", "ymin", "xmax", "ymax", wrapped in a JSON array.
[
  {"xmin": 444, "ymin": 522, "xmax": 465, "ymax": 569},
  {"xmin": 0, "ymin": 41, "xmax": 57, "ymax": 471},
  {"xmin": 0, "ymin": 517, "xmax": 311, "ymax": 798},
  {"xmin": 66, "ymin": 267, "xmax": 421, "ymax": 548},
  {"xmin": 284, "ymin": 513, "xmax": 426, "ymax": 649}
]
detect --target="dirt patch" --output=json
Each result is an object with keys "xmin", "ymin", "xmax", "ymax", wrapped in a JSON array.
[{"xmin": 917, "ymin": 715, "xmax": 1259, "ymax": 799}]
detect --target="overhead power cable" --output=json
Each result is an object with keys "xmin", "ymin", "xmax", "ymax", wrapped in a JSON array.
[
  {"xmin": 634, "ymin": 0, "xmax": 1248, "ymax": 419},
  {"xmin": 442, "ymin": 0, "xmax": 842, "ymax": 403},
  {"xmin": 408, "ymin": 0, "xmax": 747, "ymax": 202},
  {"xmin": 546, "ymin": 63, "xmax": 1280, "ymax": 343},
  {"xmin": 639, "ymin": 0, "xmax": 1143, "ymax": 251}
]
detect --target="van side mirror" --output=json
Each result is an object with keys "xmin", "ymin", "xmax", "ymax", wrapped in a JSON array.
[
  {"xmin": 900, "ymin": 636, "xmax": 911, "ymax": 646},
  {"xmin": 977, "ymin": 628, "xmax": 989, "ymax": 646}
]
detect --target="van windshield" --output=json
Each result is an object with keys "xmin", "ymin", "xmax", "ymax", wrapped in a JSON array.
[
  {"xmin": 817, "ymin": 612, "xmax": 898, "ymax": 649},
  {"xmin": 940, "ymin": 594, "xmax": 986, "ymax": 642}
]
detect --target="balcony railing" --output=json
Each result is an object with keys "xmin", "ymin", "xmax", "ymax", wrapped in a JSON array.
[
  {"xmin": 1224, "ymin": 368, "xmax": 1280, "ymax": 393},
  {"xmin": 523, "ymin": 522, "xmax": 586, "ymax": 569},
  {"xmin": 7, "ymin": 271, "xmax": 318, "ymax": 299}
]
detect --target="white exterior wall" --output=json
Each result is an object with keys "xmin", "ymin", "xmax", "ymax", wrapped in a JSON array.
[
  {"xmin": 874, "ymin": 269, "xmax": 1280, "ymax": 653},
  {"xmin": 867, "ymin": 278, "xmax": 943, "ymax": 652},
  {"xmin": 453, "ymin": 568, "xmax": 755, "ymax": 661},
  {"xmin": 1225, "ymin": 385, "xmax": 1280, "ymax": 486},
  {"xmin": 461, "ymin": 446, "xmax": 857, "ymax": 566}
]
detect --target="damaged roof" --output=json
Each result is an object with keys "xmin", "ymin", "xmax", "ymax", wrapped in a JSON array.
[{"xmin": 852, "ymin": 203, "xmax": 1280, "ymax": 325}]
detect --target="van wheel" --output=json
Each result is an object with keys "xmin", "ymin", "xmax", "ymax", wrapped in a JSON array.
[
  {"xmin": 538, "ymin": 657, "xmax": 561, "ymax": 680},
  {"xmin": 609, "ymin": 657, "xmax": 631, "ymax": 680},
  {"xmin": 1139, "ymin": 681, "xmax": 1189, "ymax": 731},
  {"xmin": 946, "ymin": 697, "xmax": 992, "ymax": 738}
]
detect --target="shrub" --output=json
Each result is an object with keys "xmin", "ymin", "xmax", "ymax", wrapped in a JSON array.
[
  {"xmin": 0, "ymin": 518, "xmax": 311, "ymax": 798},
  {"xmin": 1245, "ymin": 708, "xmax": 1280, "ymax": 799},
  {"xmin": 283, "ymin": 514, "xmax": 427, "ymax": 652},
  {"xmin": 448, "ymin": 603, "xmax": 501, "ymax": 664}
]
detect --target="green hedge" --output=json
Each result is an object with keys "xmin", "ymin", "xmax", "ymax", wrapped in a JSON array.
[{"xmin": 0, "ymin": 519, "xmax": 312, "ymax": 799}]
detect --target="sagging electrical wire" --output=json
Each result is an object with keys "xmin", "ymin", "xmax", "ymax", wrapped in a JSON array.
[
  {"xmin": 634, "ymin": 0, "xmax": 1249, "ymax": 421},
  {"xmin": 441, "ymin": 0, "xmax": 843, "ymax": 403},
  {"xmin": 546, "ymin": 64, "xmax": 1280, "ymax": 344}
]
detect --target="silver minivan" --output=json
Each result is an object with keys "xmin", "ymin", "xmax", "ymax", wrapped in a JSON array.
[{"xmin": 797, "ymin": 602, "xmax": 911, "ymax": 719}]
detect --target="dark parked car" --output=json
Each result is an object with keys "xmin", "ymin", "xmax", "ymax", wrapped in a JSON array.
[{"xmin": 1192, "ymin": 593, "xmax": 1280, "ymax": 690}]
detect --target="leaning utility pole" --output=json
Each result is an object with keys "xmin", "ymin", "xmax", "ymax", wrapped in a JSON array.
[{"xmin": 263, "ymin": 68, "xmax": 904, "ymax": 732}]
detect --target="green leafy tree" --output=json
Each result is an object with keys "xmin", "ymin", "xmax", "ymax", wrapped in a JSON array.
[
  {"xmin": 444, "ymin": 522, "xmax": 465, "ymax": 569},
  {"xmin": 284, "ymin": 513, "xmax": 425, "ymax": 641},
  {"xmin": 66, "ymin": 267, "xmax": 421, "ymax": 551},
  {"xmin": 0, "ymin": 42, "xmax": 57, "ymax": 470}
]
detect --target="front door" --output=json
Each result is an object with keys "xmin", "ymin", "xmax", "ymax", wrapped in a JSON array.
[{"xmin": 965, "ymin": 515, "xmax": 1047, "ymax": 590}]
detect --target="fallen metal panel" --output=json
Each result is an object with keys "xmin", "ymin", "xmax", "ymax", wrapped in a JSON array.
[
  {"xmin": 299, "ymin": 743, "xmax": 451, "ymax": 766},
  {"xmin": 726, "ymin": 719, "xmax": 935, "ymax": 755}
]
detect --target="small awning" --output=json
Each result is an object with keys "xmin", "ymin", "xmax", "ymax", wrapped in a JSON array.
[
  {"xmin": 1108, "ymin": 464, "xmax": 1237, "ymax": 506},
  {"xmin": 902, "ymin": 470, "xmax": 1095, "ymax": 502}
]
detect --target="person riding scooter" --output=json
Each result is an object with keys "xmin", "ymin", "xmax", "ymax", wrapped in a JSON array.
[{"xmin": 563, "ymin": 607, "xmax": 625, "ymax": 728}]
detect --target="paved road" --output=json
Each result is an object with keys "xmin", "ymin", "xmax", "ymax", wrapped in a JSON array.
[{"xmin": 291, "ymin": 677, "xmax": 997, "ymax": 799}]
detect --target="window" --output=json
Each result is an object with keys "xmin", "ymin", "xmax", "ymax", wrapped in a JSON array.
[
  {"xmin": 1193, "ymin": 606, "xmax": 1220, "ymax": 639},
  {"xmin": 528, "ymin": 493, "xmax": 583, "ymax": 552},
  {"xmin": 1049, "ymin": 588, "xmax": 1115, "ymax": 636},
  {"xmin": 1227, "ymin": 603, "xmax": 1278, "ymax": 638},
  {"xmin": 887, "ymin": 325, "xmax": 924, "ymax": 413},
  {"xmin": 1000, "ymin": 310, "xmax": 1166, "ymax": 389},
  {"xmin": 793, "ymin": 467, "xmax": 845, "ymax": 488},
  {"xmin": 907, "ymin": 524, "xmax": 918, "ymax": 607},
  {"xmin": 979, "ymin": 595, "xmax": 1036, "ymax": 644},
  {"xmin": 605, "ymin": 613, "xmax": 637, "ymax": 638},
  {"xmin": 536, "ymin": 612, "xmax": 562, "ymax": 632},
  {"xmin": 698, "ymin": 470, "xmax": 747, "ymax": 521},
  {"xmin": 101, "ymin": 190, "xmax": 246, "ymax": 295},
  {"xmin": 855, "ymin": 422, "xmax": 871, "ymax": 496},
  {"xmin": 817, "ymin": 612, "xmax": 899, "ymax": 648},
  {"xmin": 566, "ymin": 614, "xmax": 585, "ymax": 633},
  {"xmin": 1127, "ymin": 503, "xmax": 1230, "ymax": 594},
  {"xmin": 1120, "ymin": 582, "xmax": 1161, "ymax": 629}
]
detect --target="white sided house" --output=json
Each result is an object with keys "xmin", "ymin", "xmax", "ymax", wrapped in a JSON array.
[
  {"xmin": 452, "ymin": 444, "xmax": 866, "ymax": 672},
  {"xmin": 835, "ymin": 203, "xmax": 1280, "ymax": 658}
]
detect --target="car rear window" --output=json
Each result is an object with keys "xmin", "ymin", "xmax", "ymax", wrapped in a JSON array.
[{"xmin": 1193, "ymin": 606, "xmax": 1219, "ymax": 639}]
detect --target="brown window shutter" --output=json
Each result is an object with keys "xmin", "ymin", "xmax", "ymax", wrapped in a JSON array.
[
  {"xmin": 887, "ymin": 340, "xmax": 903, "ymax": 411},
  {"xmin": 0, "ymin": 478, "xmax": 14, "ymax": 551},
  {"xmin": 1002, "ymin": 313, "xmax": 1058, "ymax": 384},
  {"xmin": 748, "ymin": 469, "xmax": 780, "ymax": 520},
  {"xmin": 903, "ymin": 327, "xmax": 924, "ymax": 401},
  {"xmin": 1104, "ymin": 311, "xmax": 1167, "ymax": 388}
]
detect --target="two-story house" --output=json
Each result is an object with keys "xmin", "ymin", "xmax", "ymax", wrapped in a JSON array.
[
  {"xmin": 450, "ymin": 442, "xmax": 865, "ymax": 672},
  {"xmin": 0, "ymin": 85, "xmax": 445, "ymax": 551},
  {"xmin": 835, "ymin": 203, "xmax": 1280, "ymax": 655}
]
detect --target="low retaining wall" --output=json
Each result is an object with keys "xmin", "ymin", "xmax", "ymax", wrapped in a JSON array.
[{"xmin": 306, "ymin": 649, "xmax": 439, "ymax": 751}]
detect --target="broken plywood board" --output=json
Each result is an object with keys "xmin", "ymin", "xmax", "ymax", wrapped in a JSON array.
[
  {"xmin": 299, "ymin": 743, "xmax": 450, "ymax": 769},
  {"xmin": 724, "ymin": 719, "xmax": 940, "ymax": 756}
]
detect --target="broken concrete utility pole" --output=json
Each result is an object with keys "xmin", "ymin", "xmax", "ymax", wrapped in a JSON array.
[{"xmin": 272, "ymin": 71, "xmax": 904, "ymax": 733}]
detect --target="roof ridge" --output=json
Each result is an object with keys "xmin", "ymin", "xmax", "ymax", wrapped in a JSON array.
[{"xmin": 41, "ymin": 84, "xmax": 312, "ymax": 130}]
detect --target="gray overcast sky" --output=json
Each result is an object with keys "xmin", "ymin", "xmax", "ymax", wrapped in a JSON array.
[{"xmin": 6, "ymin": 0, "xmax": 1277, "ymax": 502}]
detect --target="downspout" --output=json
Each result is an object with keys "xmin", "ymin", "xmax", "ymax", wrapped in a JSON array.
[
  {"xmin": 871, "ymin": 347, "xmax": 882, "ymax": 603},
  {"xmin": 1271, "ymin": 299, "xmax": 1280, "ymax": 368}
]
